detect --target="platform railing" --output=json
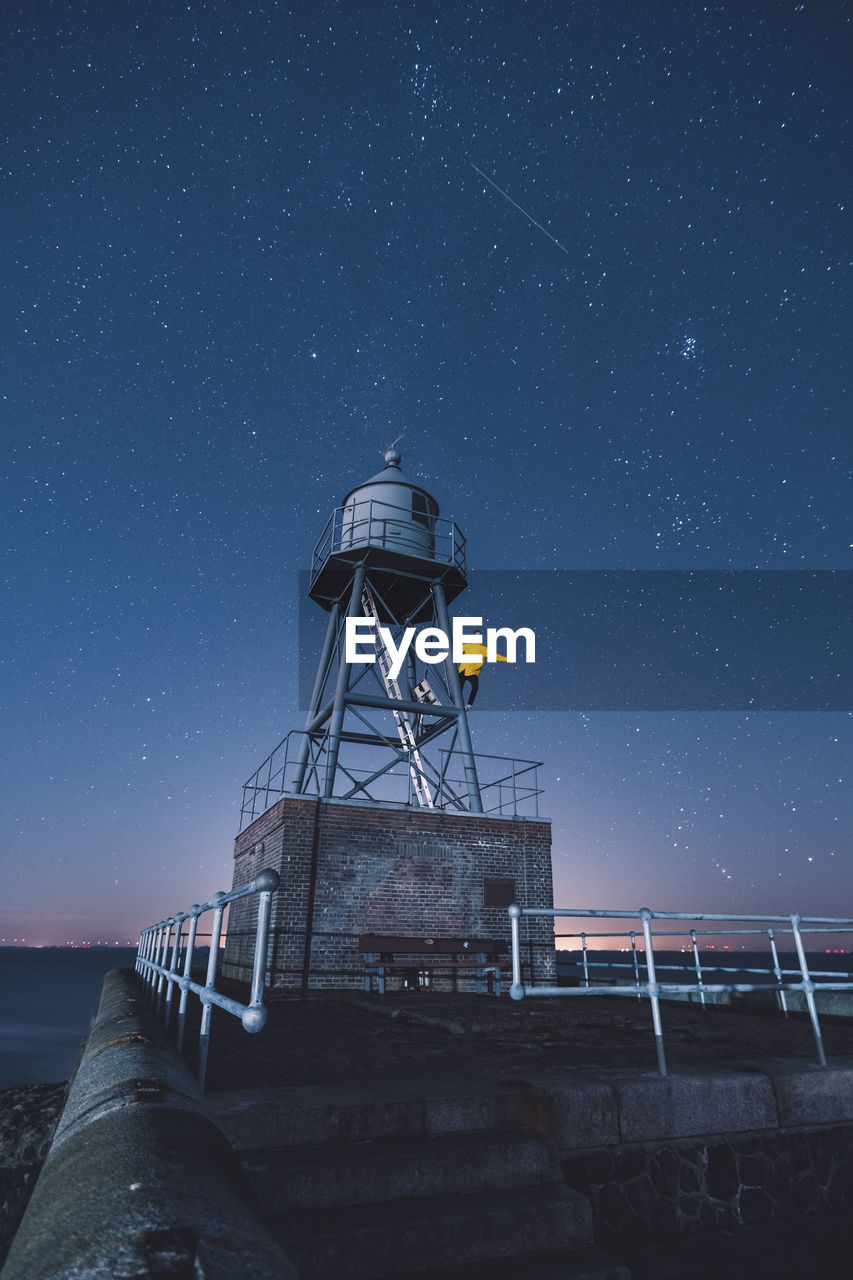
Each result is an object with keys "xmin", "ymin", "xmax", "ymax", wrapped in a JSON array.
[
  {"xmin": 310, "ymin": 497, "xmax": 467, "ymax": 587},
  {"xmin": 135, "ymin": 869, "xmax": 279, "ymax": 1088},
  {"xmin": 508, "ymin": 904, "xmax": 853, "ymax": 1077},
  {"xmin": 239, "ymin": 729, "xmax": 543, "ymax": 829},
  {"xmin": 438, "ymin": 750, "xmax": 542, "ymax": 819}
]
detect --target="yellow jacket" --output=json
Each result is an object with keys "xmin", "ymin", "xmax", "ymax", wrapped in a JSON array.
[{"xmin": 457, "ymin": 643, "xmax": 507, "ymax": 678}]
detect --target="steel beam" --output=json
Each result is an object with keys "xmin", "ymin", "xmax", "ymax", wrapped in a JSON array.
[{"xmin": 432, "ymin": 580, "xmax": 482, "ymax": 812}]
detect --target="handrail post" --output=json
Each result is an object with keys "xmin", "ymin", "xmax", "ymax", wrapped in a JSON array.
[
  {"xmin": 145, "ymin": 927, "xmax": 156, "ymax": 987},
  {"xmin": 691, "ymin": 929, "xmax": 706, "ymax": 1009},
  {"xmin": 154, "ymin": 923, "xmax": 164, "ymax": 1004},
  {"xmin": 150, "ymin": 925, "xmax": 161, "ymax": 988},
  {"xmin": 581, "ymin": 932, "xmax": 590, "ymax": 987},
  {"xmin": 151, "ymin": 923, "xmax": 165, "ymax": 997},
  {"xmin": 156, "ymin": 921, "xmax": 173, "ymax": 1013},
  {"xmin": 242, "ymin": 870, "xmax": 280, "ymax": 1032},
  {"xmin": 164, "ymin": 915, "xmax": 183, "ymax": 1029},
  {"xmin": 630, "ymin": 930, "xmax": 641, "ymax": 1000},
  {"xmin": 791, "ymin": 913, "xmax": 827, "ymax": 1067},
  {"xmin": 508, "ymin": 903, "xmax": 524, "ymax": 1000},
  {"xmin": 198, "ymin": 894, "xmax": 227, "ymax": 1089},
  {"xmin": 768, "ymin": 928, "xmax": 788, "ymax": 1017},
  {"xmin": 177, "ymin": 907, "xmax": 200, "ymax": 1052},
  {"xmin": 143, "ymin": 927, "xmax": 155, "ymax": 992},
  {"xmin": 640, "ymin": 909, "xmax": 667, "ymax": 1076}
]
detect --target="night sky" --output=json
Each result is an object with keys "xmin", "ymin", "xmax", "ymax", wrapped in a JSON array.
[{"xmin": 3, "ymin": 1, "xmax": 850, "ymax": 947}]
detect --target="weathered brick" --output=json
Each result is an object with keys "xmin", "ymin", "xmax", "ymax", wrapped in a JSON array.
[{"xmin": 222, "ymin": 796, "xmax": 555, "ymax": 990}]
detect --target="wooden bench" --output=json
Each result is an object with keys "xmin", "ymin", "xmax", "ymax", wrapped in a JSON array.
[{"xmin": 358, "ymin": 934, "xmax": 510, "ymax": 997}]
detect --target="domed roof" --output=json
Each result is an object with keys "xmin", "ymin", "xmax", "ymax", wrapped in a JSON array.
[{"xmin": 341, "ymin": 449, "xmax": 439, "ymax": 511}]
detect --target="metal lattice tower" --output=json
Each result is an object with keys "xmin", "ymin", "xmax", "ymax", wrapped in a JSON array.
[{"xmin": 290, "ymin": 448, "xmax": 483, "ymax": 812}]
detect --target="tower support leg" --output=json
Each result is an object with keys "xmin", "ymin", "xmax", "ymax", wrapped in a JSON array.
[
  {"xmin": 292, "ymin": 600, "xmax": 340, "ymax": 794},
  {"xmin": 432, "ymin": 581, "xmax": 483, "ymax": 813},
  {"xmin": 323, "ymin": 565, "xmax": 367, "ymax": 798}
]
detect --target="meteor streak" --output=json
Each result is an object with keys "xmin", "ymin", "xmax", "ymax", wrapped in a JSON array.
[{"xmin": 470, "ymin": 162, "xmax": 569, "ymax": 255}]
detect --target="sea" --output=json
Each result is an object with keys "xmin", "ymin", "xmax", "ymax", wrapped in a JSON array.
[{"xmin": 0, "ymin": 947, "xmax": 138, "ymax": 1089}]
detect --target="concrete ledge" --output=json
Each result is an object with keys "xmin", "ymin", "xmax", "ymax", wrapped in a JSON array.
[
  {"xmin": 523, "ymin": 1073, "xmax": 621, "ymax": 1149},
  {"xmin": 210, "ymin": 1077, "xmax": 552, "ymax": 1150},
  {"xmin": 766, "ymin": 1058, "xmax": 853, "ymax": 1127},
  {"xmin": 611, "ymin": 1067, "xmax": 779, "ymax": 1144},
  {"xmin": 210, "ymin": 1057, "xmax": 853, "ymax": 1160},
  {"xmin": 659, "ymin": 988, "xmax": 853, "ymax": 1017},
  {"xmin": 786, "ymin": 991, "xmax": 853, "ymax": 1017},
  {"xmin": 1, "ymin": 969, "xmax": 297, "ymax": 1280},
  {"xmin": 211, "ymin": 1082, "xmax": 429, "ymax": 1149},
  {"xmin": 534, "ymin": 1059, "xmax": 853, "ymax": 1150},
  {"xmin": 421, "ymin": 1077, "xmax": 551, "ymax": 1136}
]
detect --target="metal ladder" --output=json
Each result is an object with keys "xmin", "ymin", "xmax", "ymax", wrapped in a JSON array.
[{"xmin": 362, "ymin": 582, "xmax": 434, "ymax": 808}]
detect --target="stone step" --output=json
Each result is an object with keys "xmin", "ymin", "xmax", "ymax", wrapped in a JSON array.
[
  {"xmin": 395, "ymin": 1246, "xmax": 630, "ymax": 1280},
  {"xmin": 209, "ymin": 1078, "xmax": 550, "ymax": 1151},
  {"xmin": 242, "ymin": 1128, "xmax": 558, "ymax": 1212},
  {"xmin": 274, "ymin": 1181, "xmax": 593, "ymax": 1280}
]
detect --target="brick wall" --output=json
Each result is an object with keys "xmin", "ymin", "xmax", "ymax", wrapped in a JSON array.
[{"xmin": 222, "ymin": 796, "xmax": 555, "ymax": 990}]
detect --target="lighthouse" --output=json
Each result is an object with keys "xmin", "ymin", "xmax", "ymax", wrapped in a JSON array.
[
  {"xmin": 223, "ymin": 450, "xmax": 556, "ymax": 991},
  {"xmin": 291, "ymin": 447, "xmax": 482, "ymax": 814}
]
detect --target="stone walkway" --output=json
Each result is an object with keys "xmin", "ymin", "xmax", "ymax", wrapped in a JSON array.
[
  {"xmin": 189, "ymin": 989, "xmax": 853, "ymax": 1091},
  {"xmin": 189, "ymin": 990, "xmax": 853, "ymax": 1278}
]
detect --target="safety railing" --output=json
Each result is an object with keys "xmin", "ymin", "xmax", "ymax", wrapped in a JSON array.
[
  {"xmin": 135, "ymin": 869, "xmax": 279, "ymax": 1088},
  {"xmin": 438, "ymin": 750, "xmax": 542, "ymax": 819},
  {"xmin": 557, "ymin": 925, "xmax": 853, "ymax": 1020},
  {"xmin": 239, "ymin": 729, "xmax": 543, "ymax": 829},
  {"xmin": 508, "ymin": 904, "xmax": 853, "ymax": 1077},
  {"xmin": 310, "ymin": 497, "xmax": 467, "ymax": 587}
]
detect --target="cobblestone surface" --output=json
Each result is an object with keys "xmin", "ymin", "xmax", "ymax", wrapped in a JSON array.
[{"xmin": 182, "ymin": 988, "xmax": 853, "ymax": 1090}]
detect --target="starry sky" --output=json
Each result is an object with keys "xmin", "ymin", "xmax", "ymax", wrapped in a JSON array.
[{"xmin": 2, "ymin": 0, "xmax": 851, "ymax": 947}]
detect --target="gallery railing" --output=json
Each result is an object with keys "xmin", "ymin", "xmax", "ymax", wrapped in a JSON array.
[
  {"xmin": 135, "ymin": 869, "xmax": 279, "ymax": 1088},
  {"xmin": 508, "ymin": 904, "xmax": 853, "ymax": 1077},
  {"xmin": 239, "ymin": 729, "xmax": 542, "ymax": 829},
  {"xmin": 310, "ymin": 497, "xmax": 466, "ymax": 588}
]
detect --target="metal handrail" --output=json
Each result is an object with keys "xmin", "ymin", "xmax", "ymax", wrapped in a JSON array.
[
  {"xmin": 310, "ymin": 496, "xmax": 466, "ymax": 587},
  {"xmin": 508, "ymin": 903, "xmax": 853, "ymax": 1077},
  {"xmin": 135, "ymin": 869, "xmax": 279, "ymax": 1088},
  {"xmin": 239, "ymin": 730, "xmax": 543, "ymax": 828}
]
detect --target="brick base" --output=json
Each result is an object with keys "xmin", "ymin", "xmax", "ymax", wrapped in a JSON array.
[{"xmin": 222, "ymin": 797, "xmax": 556, "ymax": 990}]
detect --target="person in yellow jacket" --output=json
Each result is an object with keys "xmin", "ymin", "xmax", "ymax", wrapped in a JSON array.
[{"xmin": 458, "ymin": 636, "xmax": 507, "ymax": 709}]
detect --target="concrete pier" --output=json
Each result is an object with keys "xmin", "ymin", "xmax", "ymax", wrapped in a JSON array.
[
  {"xmin": 5, "ymin": 978, "xmax": 853, "ymax": 1277},
  {"xmin": 1, "ymin": 970, "xmax": 296, "ymax": 1280}
]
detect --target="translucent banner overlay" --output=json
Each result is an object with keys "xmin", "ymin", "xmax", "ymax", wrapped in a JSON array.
[{"xmin": 298, "ymin": 570, "xmax": 851, "ymax": 712}]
